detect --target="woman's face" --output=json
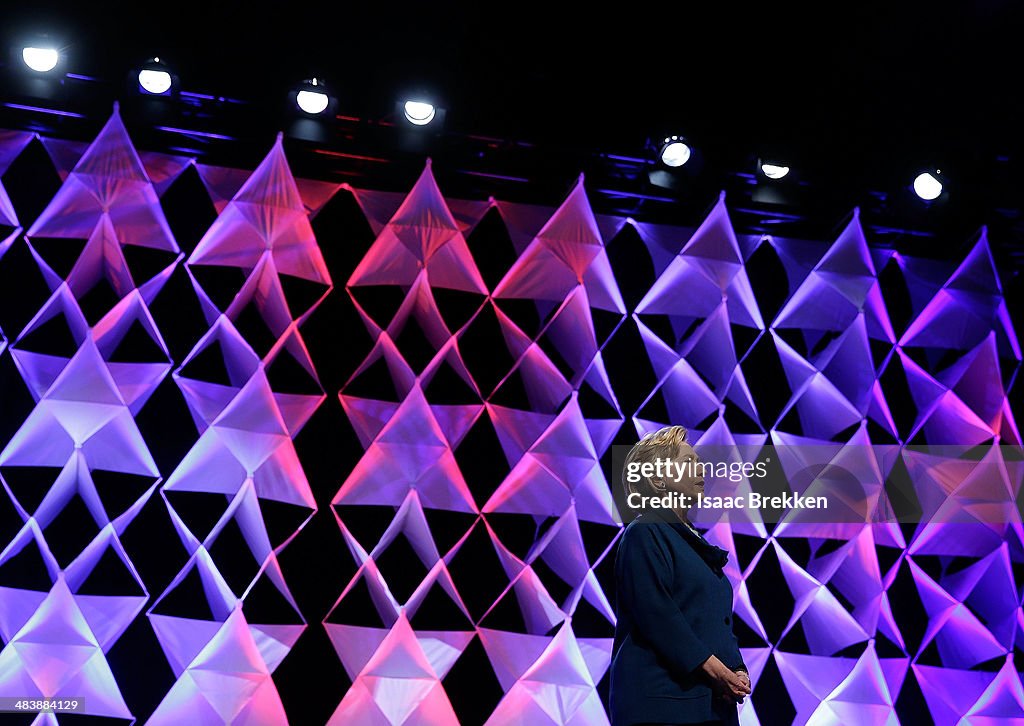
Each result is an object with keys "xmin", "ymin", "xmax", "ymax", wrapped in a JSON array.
[{"xmin": 661, "ymin": 442, "xmax": 705, "ymax": 500}]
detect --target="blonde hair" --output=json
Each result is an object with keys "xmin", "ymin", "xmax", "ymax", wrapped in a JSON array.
[{"xmin": 622, "ymin": 425, "xmax": 689, "ymax": 495}]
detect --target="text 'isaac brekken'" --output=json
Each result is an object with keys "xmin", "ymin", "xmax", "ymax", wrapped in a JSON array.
[{"xmin": 626, "ymin": 492, "xmax": 829, "ymax": 509}]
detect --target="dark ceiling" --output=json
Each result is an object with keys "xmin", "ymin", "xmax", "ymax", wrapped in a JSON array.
[
  {"xmin": 2, "ymin": 2, "xmax": 1024, "ymax": 269},
  {"xmin": 5, "ymin": 3, "xmax": 1023, "ymax": 160}
]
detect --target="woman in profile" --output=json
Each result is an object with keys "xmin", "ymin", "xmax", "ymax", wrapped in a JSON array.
[{"xmin": 609, "ymin": 425, "xmax": 750, "ymax": 726}]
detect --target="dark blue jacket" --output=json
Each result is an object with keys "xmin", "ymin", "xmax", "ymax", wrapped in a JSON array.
[{"xmin": 609, "ymin": 509, "xmax": 746, "ymax": 725}]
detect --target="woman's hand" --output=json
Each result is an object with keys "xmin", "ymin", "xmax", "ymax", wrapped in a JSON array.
[
  {"xmin": 700, "ymin": 655, "xmax": 752, "ymax": 702},
  {"xmin": 735, "ymin": 669, "xmax": 750, "ymax": 697}
]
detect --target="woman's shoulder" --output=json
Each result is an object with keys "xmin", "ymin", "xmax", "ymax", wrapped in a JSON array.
[{"xmin": 620, "ymin": 514, "xmax": 673, "ymax": 549}]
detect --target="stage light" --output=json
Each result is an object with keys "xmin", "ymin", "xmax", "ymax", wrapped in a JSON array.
[
  {"xmin": 139, "ymin": 70, "xmax": 170, "ymax": 94},
  {"xmin": 660, "ymin": 137, "xmax": 691, "ymax": 167},
  {"xmin": 22, "ymin": 47, "xmax": 59, "ymax": 73},
  {"xmin": 403, "ymin": 100, "xmax": 436, "ymax": 126},
  {"xmin": 913, "ymin": 171, "xmax": 942, "ymax": 201},
  {"xmin": 296, "ymin": 78, "xmax": 329, "ymax": 115},
  {"xmin": 138, "ymin": 58, "xmax": 173, "ymax": 95},
  {"xmin": 395, "ymin": 96, "xmax": 445, "ymax": 135},
  {"xmin": 761, "ymin": 162, "xmax": 790, "ymax": 180}
]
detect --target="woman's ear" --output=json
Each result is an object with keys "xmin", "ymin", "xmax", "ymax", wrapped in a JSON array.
[{"xmin": 650, "ymin": 477, "xmax": 666, "ymax": 492}]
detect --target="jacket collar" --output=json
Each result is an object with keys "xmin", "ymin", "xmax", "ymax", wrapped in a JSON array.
[{"xmin": 638, "ymin": 508, "xmax": 730, "ymax": 571}]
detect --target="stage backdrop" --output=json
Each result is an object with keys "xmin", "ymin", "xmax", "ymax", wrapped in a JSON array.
[{"xmin": 0, "ymin": 109, "xmax": 1021, "ymax": 725}]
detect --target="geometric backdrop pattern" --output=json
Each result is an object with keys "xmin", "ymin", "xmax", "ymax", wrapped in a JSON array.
[
  {"xmin": 0, "ymin": 108, "xmax": 1020, "ymax": 724},
  {"xmin": 330, "ymin": 165, "xmax": 626, "ymax": 724},
  {"xmin": 1, "ymin": 109, "xmax": 178, "ymax": 722},
  {"xmin": 145, "ymin": 129, "xmax": 331, "ymax": 724},
  {"xmin": 631, "ymin": 200, "xmax": 1023, "ymax": 725}
]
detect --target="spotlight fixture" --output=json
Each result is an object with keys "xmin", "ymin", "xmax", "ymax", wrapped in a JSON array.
[
  {"xmin": 22, "ymin": 46, "xmax": 59, "ymax": 73},
  {"xmin": 394, "ymin": 95, "xmax": 446, "ymax": 134},
  {"xmin": 752, "ymin": 157, "xmax": 800, "ymax": 206},
  {"xmin": 659, "ymin": 136, "xmax": 691, "ymax": 167},
  {"xmin": 137, "ymin": 57, "xmax": 174, "ymax": 95},
  {"xmin": 295, "ymin": 78, "xmax": 330, "ymax": 115},
  {"xmin": 913, "ymin": 171, "xmax": 942, "ymax": 201},
  {"xmin": 760, "ymin": 162, "xmax": 791, "ymax": 180},
  {"xmin": 403, "ymin": 100, "xmax": 436, "ymax": 126}
]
